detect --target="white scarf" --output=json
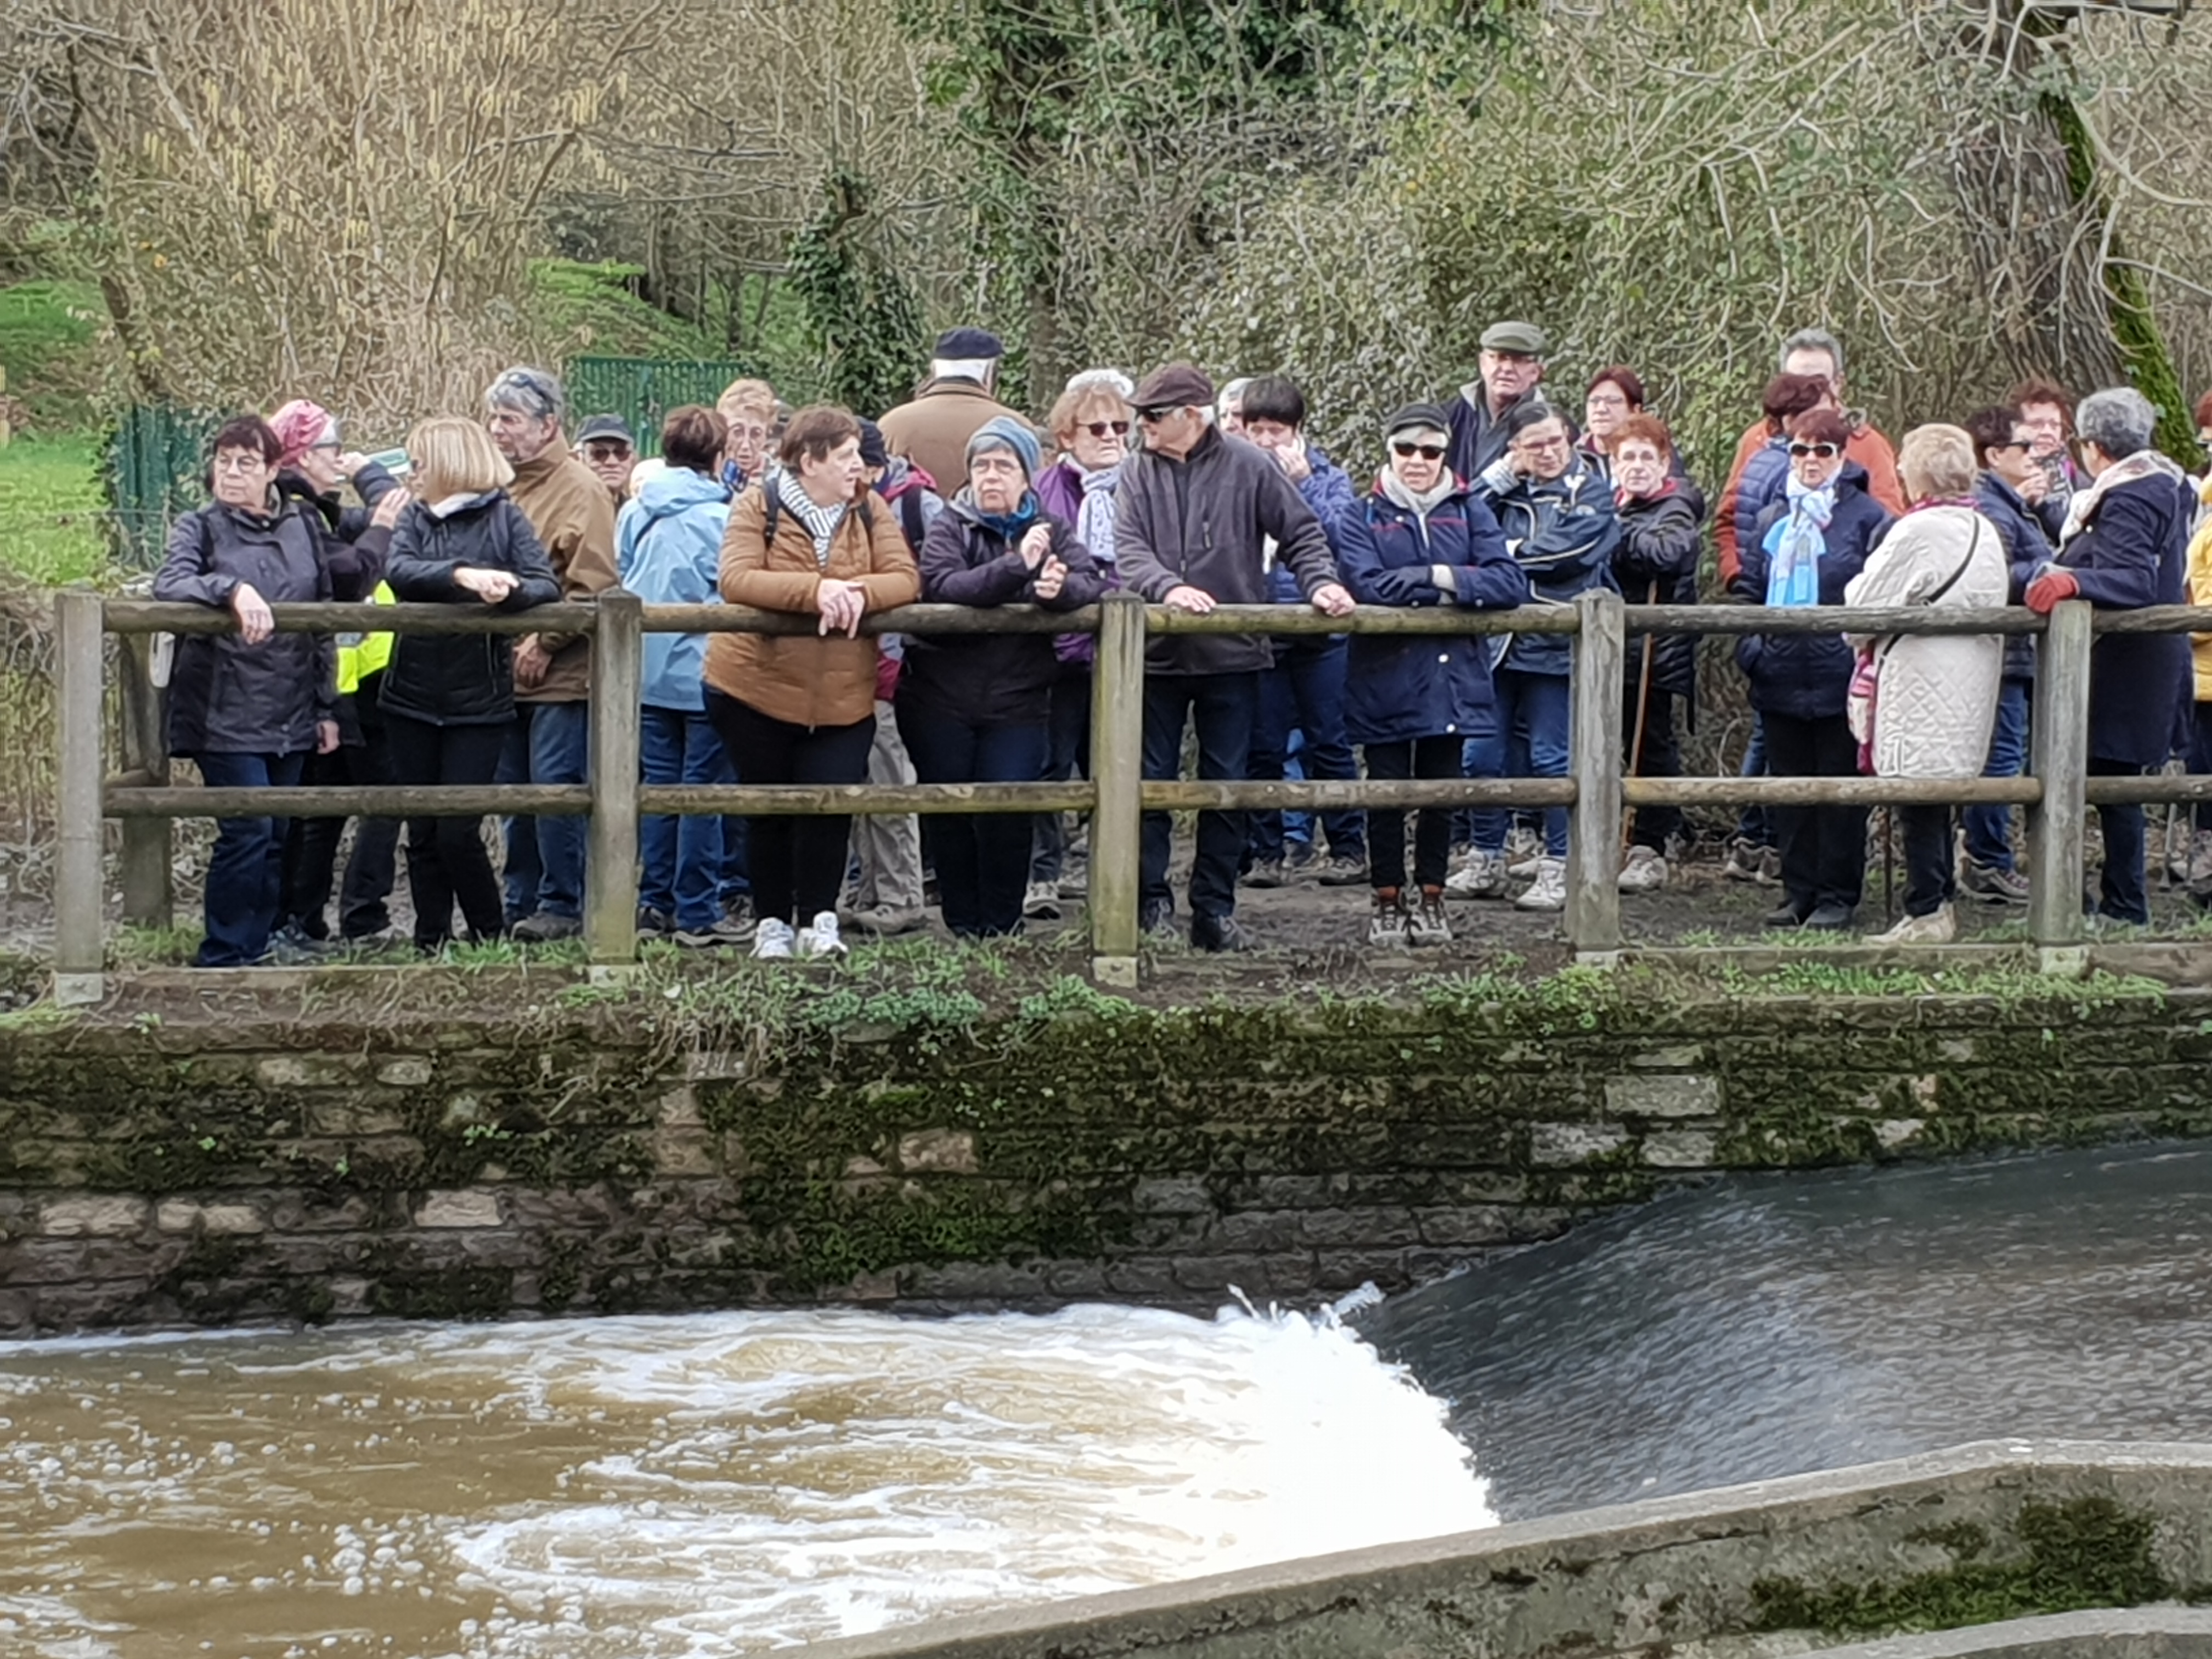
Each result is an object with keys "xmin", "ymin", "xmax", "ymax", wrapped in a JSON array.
[
  {"xmin": 775, "ymin": 469, "xmax": 847, "ymax": 569},
  {"xmin": 2060, "ymin": 448, "xmax": 2188, "ymax": 546},
  {"xmin": 1076, "ymin": 463, "xmax": 1121, "ymax": 565},
  {"xmin": 1379, "ymin": 469, "xmax": 1458, "ymax": 546}
]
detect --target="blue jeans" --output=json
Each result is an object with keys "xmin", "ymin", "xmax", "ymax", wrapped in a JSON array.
[
  {"xmin": 639, "ymin": 706, "xmax": 727, "ymax": 932},
  {"xmin": 1471, "ymin": 668, "xmax": 1570, "ymax": 858},
  {"xmin": 1247, "ymin": 637, "xmax": 1364, "ymax": 864},
  {"xmin": 194, "ymin": 751, "xmax": 307, "ymax": 967},
  {"xmin": 499, "ymin": 700, "xmax": 589, "ymax": 921},
  {"xmin": 898, "ymin": 706, "xmax": 1049, "ymax": 937},
  {"xmin": 1961, "ymin": 679, "xmax": 2031, "ymax": 872},
  {"xmin": 2090, "ymin": 757, "xmax": 2149, "ymax": 924},
  {"xmin": 1735, "ymin": 716, "xmax": 1771, "ymax": 848},
  {"xmin": 1141, "ymin": 672, "xmax": 1260, "ymax": 921}
]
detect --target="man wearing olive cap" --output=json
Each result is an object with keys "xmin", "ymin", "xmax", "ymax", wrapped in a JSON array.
[
  {"xmin": 877, "ymin": 326, "xmax": 1022, "ymax": 495},
  {"xmin": 1115, "ymin": 360, "xmax": 1357, "ymax": 951},
  {"xmin": 1447, "ymin": 320, "xmax": 1550, "ymax": 482}
]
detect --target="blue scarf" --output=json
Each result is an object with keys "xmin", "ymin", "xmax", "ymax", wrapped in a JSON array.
[
  {"xmin": 974, "ymin": 490, "xmax": 1039, "ymax": 542},
  {"xmin": 1763, "ymin": 473, "xmax": 1837, "ymax": 608}
]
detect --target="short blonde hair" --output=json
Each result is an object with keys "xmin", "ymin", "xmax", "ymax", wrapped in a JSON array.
[
  {"xmin": 716, "ymin": 378, "xmax": 777, "ymax": 427},
  {"xmin": 1047, "ymin": 383, "xmax": 1132, "ymax": 445},
  {"xmin": 410, "ymin": 415, "xmax": 512, "ymax": 499},
  {"xmin": 1897, "ymin": 423, "xmax": 1977, "ymax": 503}
]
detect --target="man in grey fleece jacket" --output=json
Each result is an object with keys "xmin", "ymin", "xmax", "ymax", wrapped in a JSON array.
[{"xmin": 1115, "ymin": 360, "xmax": 1356, "ymax": 951}]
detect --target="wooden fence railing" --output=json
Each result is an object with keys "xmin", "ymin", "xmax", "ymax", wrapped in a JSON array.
[{"xmin": 48, "ymin": 588, "xmax": 2212, "ymax": 1001}]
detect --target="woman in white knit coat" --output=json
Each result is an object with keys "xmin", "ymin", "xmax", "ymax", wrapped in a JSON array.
[{"xmin": 1844, "ymin": 424, "xmax": 2010, "ymax": 944}]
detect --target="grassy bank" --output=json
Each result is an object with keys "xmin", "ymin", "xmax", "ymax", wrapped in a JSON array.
[{"xmin": 0, "ymin": 433, "xmax": 107, "ymax": 585}]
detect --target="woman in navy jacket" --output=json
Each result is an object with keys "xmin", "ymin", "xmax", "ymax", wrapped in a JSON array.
[
  {"xmin": 1333, "ymin": 404, "xmax": 1528, "ymax": 946},
  {"xmin": 1733, "ymin": 409, "xmax": 1894, "ymax": 930}
]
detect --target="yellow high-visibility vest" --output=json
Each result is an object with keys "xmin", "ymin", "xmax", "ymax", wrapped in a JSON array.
[{"xmin": 336, "ymin": 582, "xmax": 396, "ymax": 695}]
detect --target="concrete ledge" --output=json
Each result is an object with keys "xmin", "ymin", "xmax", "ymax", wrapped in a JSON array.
[
  {"xmin": 798, "ymin": 1440, "xmax": 2212, "ymax": 1659},
  {"xmin": 1811, "ymin": 1607, "xmax": 2212, "ymax": 1656}
]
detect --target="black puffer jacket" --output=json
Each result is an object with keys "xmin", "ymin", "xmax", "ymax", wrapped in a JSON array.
[
  {"xmin": 378, "ymin": 492, "xmax": 561, "ymax": 726},
  {"xmin": 1614, "ymin": 482, "xmax": 1703, "ymax": 701},
  {"xmin": 154, "ymin": 500, "xmax": 336, "ymax": 757}
]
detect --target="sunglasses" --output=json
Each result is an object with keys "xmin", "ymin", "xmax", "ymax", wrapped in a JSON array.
[
  {"xmin": 1135, "ymin": 407, "xmax": 1182, "ymax": 424},
  {"xmin": 1989, "ymin": 439, "xmax": 2031, "ymax": 453},
  {"xmin": 1787, "ymin": 442, "xmax": 1841, "ymax": 459},
  {"xmin": 1391, "ymin": 441, "xmax": 1447, "ymax": 461},
  {"xmin": 1082, "ymin": 420, "xmax": 1132, "ymax": 438},
  {"xmin": 583, "ymin": 444, "xmax": 633, "ymax": 462}
]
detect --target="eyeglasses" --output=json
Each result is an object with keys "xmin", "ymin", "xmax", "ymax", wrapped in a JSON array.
[
  {"xmin": 1787, "ymin": 442, "xmax": 1841, "ymax": 459},
  {"xmin": 1135, "ymin": 407, "xmax": 1183, "ymax": 424},
  {"xmin": 1391, "ymin": 441, "xmax": 1447, "ymax": 461},
  {"xmin": 212, "ymin": 453, "xmax": 269, "ymax": 474},
  {"xmin": 1082, "ymin": 420, "xmax": 1132, "ymax": 438},
  {"xmin": 307, "ymin": 439, "xmax": 342, "ymax": 455}
]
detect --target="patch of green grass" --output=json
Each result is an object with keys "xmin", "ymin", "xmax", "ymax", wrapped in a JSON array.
[
  {"xmin": 109, "ymin": 923, "xmax": 201, "ymax": 968},
  {"xmin": 0, "ymin": 432, "xmax": 110, "ymax": 584},
  {"xmin": 0, "ymin": 279, "xmax": 104, "ymax": 429},
  {"xmin": 528, "ymin": 261, "xmax": 726, "ymax": 361}
]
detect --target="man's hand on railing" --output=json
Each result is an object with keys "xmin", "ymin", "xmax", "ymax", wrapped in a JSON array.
[
  {"xmin": 229, "ymin": 582, "xmax": 274, "ymax": 645},
  {"xmin": 1310, "ymin": 581, "xmax": 1356, "ymax": 618},
  {"xmin": 1162, "ymin": 585, "xmax": 1216, "ymax": 614},
  {"xmin": 817, "ymin": 578, "xmax": 867, "ymax": 637},
  {"xmin": 452, "ymin": 567, "xmax": 518, "ymax": 604}
]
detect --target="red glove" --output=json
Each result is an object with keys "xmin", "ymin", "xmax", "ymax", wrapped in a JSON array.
[{"xmin": 2023, "ymin": 568, "xmax": 2081, "ymax": 614}]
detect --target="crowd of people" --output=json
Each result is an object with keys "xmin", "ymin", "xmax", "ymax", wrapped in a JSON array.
[{"xmin": 150, "ymin": 321, "xmax": 2212, "ymax": 967}]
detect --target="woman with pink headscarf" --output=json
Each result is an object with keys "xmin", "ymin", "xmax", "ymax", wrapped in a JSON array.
[{"xmin": 267, "ymin": 399, "xmax": 413, "ymax": 951}]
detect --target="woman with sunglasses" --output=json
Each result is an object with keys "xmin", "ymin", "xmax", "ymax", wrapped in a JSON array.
[
  {"xmin": 1733, "ymin": 408, "xmax": 1895, "ymax": 931},
  {"xmin": 1030, "ymin": 372, "xmax": 1134, "ymax": 908},
  {"xmin": 1333, "ymin": 404, "xmax": 1529, "ymax": 946}
]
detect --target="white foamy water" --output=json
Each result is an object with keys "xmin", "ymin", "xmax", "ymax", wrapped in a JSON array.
[{"xmin": 0, "ymin": 1302, "xmax": 1491, "ymax": 1657}]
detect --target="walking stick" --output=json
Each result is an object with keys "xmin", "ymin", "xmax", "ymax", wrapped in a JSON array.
[{"xmin": 1621, "ymin": 580, "xmax": 1660, "ymax": 859}]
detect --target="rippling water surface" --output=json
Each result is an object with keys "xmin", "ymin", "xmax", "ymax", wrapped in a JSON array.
[
  {"xmin": 0, "ymin": 1304, "xmax": 1491, "ymax": 1656},
  {"xmin": 1363, "ymin": 1142, "xmax": 2212, "ymax": 1522}
]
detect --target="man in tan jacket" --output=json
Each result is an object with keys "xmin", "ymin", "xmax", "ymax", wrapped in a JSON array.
[
  {"xmin": 484, "ymin": 366, "xmax": 619, "ymax": 942},
  {"xmin": 876, "ymin": 328, "xmax": 1020, "ymax": 495}
]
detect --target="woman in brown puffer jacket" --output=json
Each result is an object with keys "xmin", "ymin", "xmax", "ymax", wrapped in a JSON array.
[{"xmin": 703, "ymin": 405, "xmax": 921, "ymax": 959}]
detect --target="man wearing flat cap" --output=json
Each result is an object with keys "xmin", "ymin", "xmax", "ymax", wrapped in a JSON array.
[
  {"xmin": 1115, "ymin": 360, "xmax": 1357, "ymax": 951},
  {"xmin": 877, "ymin": 326, "xmax": 1022, "ymax": 496},
  {"xmin": 1447, "ymin": 320, "xmax": 1550, "ymax": 482},
  {"xmin": 573, "ymin": 414, "xmax": 637, "ymax": 508}
]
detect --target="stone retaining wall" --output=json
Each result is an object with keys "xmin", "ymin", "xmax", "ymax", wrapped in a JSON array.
[{"xmin": 0, "ymin": 970, "xmax": 2208, "ymax": 1333}]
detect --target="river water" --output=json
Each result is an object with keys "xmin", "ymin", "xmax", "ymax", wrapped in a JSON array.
[{"xmin": 7, "ymin": 1142, "xmax": 2211, "ymax": 1656}]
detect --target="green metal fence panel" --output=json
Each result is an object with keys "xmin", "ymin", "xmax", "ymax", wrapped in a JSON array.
[
  {"xmin": 106, "ymin": 405, "xmax": 222, "ymax": 570},
  {"xmin": 565, "ymin": 357, "xmax": 758, "ymax": 456}
]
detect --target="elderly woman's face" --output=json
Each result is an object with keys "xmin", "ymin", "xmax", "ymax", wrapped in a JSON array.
[
  {"xmin": 970, "ymin": 449, "xmax": 1028, "ymax": 514},
  {"xmin": 725, "ymin": 415, "xmax": 772, "ymax": 477},
  {"xmin": 1387, "ymin": 428, "xmax": 1448, "ymax": 493},
  {"xmin": 1790, "ymin": 435, "xmax": 1845, "ymax": 490},
  {"xmin": 212, "ymin": 445, "xmax": 277, "ymax": 510},
  {"xmin": 1614, "ymin": 439, "xmax": 1668, "ymax": 501},
  {"xmin": 1583, "ymin": 381, "xmax": 1633, "ymax": 444},
  {"xmin": 796, "ymin": 436, "xmax": 864, "ymax": 506},
  {"xmin": 296, "ymin": 438, "xmax": 346, "ymax": 494},
  {"xmin": 1065, "ymin": 406, "xmax": 1130, "ymax": 471}
]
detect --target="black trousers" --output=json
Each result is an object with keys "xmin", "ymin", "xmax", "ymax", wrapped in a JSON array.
[
  {"xmin": 1763, "ymin": 710, "xmax": 1866, "ymax": 912},
  {"xmin": 1897, "ymin": 802, "xmax": 1956, "ymax": 917},
  {"xmin": 1362, "ymin": 735, "xmax": 1461, "ymax": 893},
  {"xmin": 1623, "ymin": 684, "xmax": 1681, "ymax": 852},
  {"xmin": 383, "ymin": 712, "xmax": 510, "ymax": 949},
  {"xmin": 706, "ymin": 689, "xmax": 874, "ymax": 926},
  {"xmin": 280, "ymin": 686, "xmax": 402, "ymax": 938}
]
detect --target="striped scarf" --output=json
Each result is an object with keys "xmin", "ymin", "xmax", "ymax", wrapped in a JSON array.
[{"xmin": 774, "ymin": 468, "xmax": 847, "ymax": 569}]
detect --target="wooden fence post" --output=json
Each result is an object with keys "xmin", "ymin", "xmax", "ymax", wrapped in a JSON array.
[
  {"xmin": 585, "ymin": 591, "xmax": 642, "ymax": 967},
  {"xmin": 2028, "ymin": 599, "xmax": 2091, "ymax": 967},
  {"xmin": 1566, "ymin": 588, "xmax": 1626, "ymax": 958},
  {"xmin": 116, "ymin": 632, "xmax": 172, "ymax": 928},
  {"xmin": 53, "ymin": 590, "xmax": 105, "ymax": 1003},
  {"xmin": 1088, "ymin": 591, "xmax": 1145, "ymax": 985}
]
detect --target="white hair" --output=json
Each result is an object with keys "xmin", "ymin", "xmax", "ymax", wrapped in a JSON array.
[{"xmin": 931, "ymin": 357, "xmax": 996, "ymax": 385}]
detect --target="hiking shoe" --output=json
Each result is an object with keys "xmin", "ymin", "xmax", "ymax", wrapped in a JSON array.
[
  {"xmin": 1504, "ymin": 826, "xmax": 1543, "ymax": 870},
  {"xmin": 1444, "ymin": 850, "xmax": 1510, "ymax": 901},
  {"xmin": 1803, "ymin": 901, "xmax": 1856, "ymax": 932},
  {"xmin": 796, "ymin": 910, "xmax": 848, "ymax": 958},
  {"xmin": 1241, "ymin": 858, "xmax": 1292, "ymax": 889},
  {"xmin": 1191, "ymin": 911, "xmax": 1257, "ymax": 953},
  {"xmin": 1368, "ymin": 888, "xmax": 1410, "ymax": 948},
  {"xmin": 1139, "ymin": 897, "xmax": 1176, "ymax": 937},
  {"xmin": 1023, "ymin": 879, "xmax": 1063, "ymax": 920},
  {"xmin": 1617, "ymin": 846, "xmax": 1667, "ymax": 894},
  {"xmin": 1507, "ymin": 850, "xmax": 1546, "ymax": 879},
  {"xmin": 1407, "ymin": 887, "xmax": 1452, "ymax": 946},
  {"xmin": 752, "ymin": 917, "xmax": 795, "ymax": 959},
  {"xmin": 1314, "ymin": 853, "xmax": 1369, "ymax": 887},
  {"xmin": 1722, "ymin": 838, "xmax": 1769, "ymax": 883},
  {"xmin": 511, "ymin": 911, "xmax": 582, "ymax": 944},
  {"xmin": 1763, "ymin": 899, "xmax": 1808, "ymax": 929},
  {"xmin": 1757, "ymin": 848, "xmax": 1784, "ymax": 885},
  {"xmin": 847, "ymin": 903, "xmax": 926, "ymax": 937},
  {"xmin": 1959, "ymin": 861, "xmax": 2030, "ymax": 905},
  {"xmin": 636, "ymin": 906, "xmax": 674, "ymax": 939},
  {"xmin": 1513, "ymin": 856, "xmax": 1567, "ymax": 912},
  {"xmin": 1056, "ymin": 867, "xmax": 1088, "ymax": 900},
  {"xmin": 1871, "ymin": 904, "xmax": 1955, "ymax": 945},
  {"xmin": 675, "ymin": 910, "xmax": 755, "ymax": 947}
]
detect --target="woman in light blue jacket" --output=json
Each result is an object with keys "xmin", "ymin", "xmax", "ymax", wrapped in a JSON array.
[{"xmin": 618, "ymin": 406, "xmax": 735, "ymax": 946}]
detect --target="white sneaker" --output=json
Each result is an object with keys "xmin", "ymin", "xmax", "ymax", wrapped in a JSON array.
[
  {"xmin": 751, "ymin": 917, "xmax": 795, "ymax": 959},
  {"xmin": 1504, "ymin": 827, "xmax": 1544, "ymax": 877},
  {"xmin": 1617, "ymin": 846, "xmax": 1667, "ymax": 894},
  {"xmin": 1444, "ymin": 850, "xmax": 1510, "ymax": 901},
  {"xmin": 1513, "ymin": 856, "xmax": 1567, "ymax": 912},
  {"xmin": 1023, "ymin": 879, "xmax": 1063, "ymax": 920},
  {"xmin": 1871, "ymin": 904, "xmax": 1956, "ymax": 945},
  {"xmin": 797, "ymin": 910, "xmax": 848, "ymax": 958},
  {"xmin": 1407, "ymin": 889, "xmax": 1452, "ymax": 946},
  {"xmin": 1367, "ymin": 890, "xmax": 1409, "ymax": 948}
]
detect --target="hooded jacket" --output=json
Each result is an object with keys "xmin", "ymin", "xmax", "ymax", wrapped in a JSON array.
[
  {"xmin": 377, "ymin": 492, "xmax": 562, "ymax": 726},
  {"xmin": 1731, "ymin": 464, "xmax": 1893, "ymax": 720},
  {"xmin": 1471, "ymin": 456, "xmax": 1622, "ymax": 677},
  {"xmin": 506, "ymin": 447, "xmax": 619, "ymax": 703},
  {"xmin": 1332, "ymin": 478, "xmax": 1529, "ymax": 745},
  {"xmin": 1114, "ymin": 426, "xmax": 1340, "ymax": 675},
  {"xmin": 155, "ymin": 499, "xmax": 337, "ymax": 757},
  {"xmin": 901, "ymin": 498, "xmax": 1108, "ymax": 726},
  {"xmin": 617, "ymin": 465, "xmax": 732, "ymax": 712}
]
